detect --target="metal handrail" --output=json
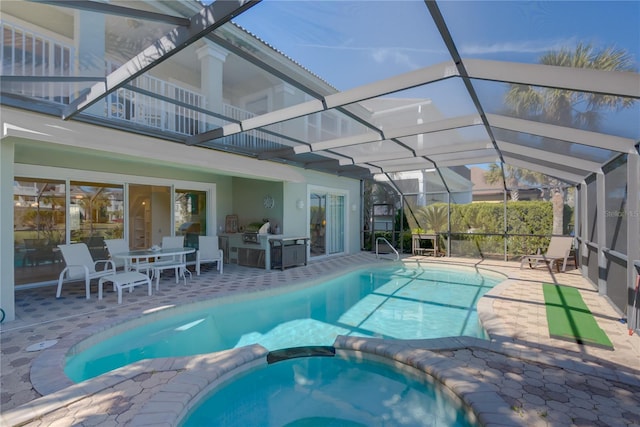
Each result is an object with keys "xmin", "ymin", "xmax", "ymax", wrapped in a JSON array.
[{"xmin": 375, "ymin": 237, "xmax": 399, "ymax": 261}]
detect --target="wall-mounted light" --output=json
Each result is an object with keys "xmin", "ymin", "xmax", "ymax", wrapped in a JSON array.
[{"xmin": 296, "ymin": 200, "xmax": 305, "ymax": 210}]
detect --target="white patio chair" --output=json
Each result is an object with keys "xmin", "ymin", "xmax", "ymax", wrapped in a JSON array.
[
  {"xmin": 196, "ymin": 235, "xmax": 223, "ymax": 275},
  {"xmin": 151, "ymin": 236, "xmax": 190, "ymax": 288},
  {"xmin": 520, "ymin": 236, "xmax": 575, "ymax": 273},
  {"xmin": 104, "ymin": 238, "xmax": 152, "ymax": 275},
  {"xmin": 56, "ymin": 243, "xmax": 116, "ymax": 299}
]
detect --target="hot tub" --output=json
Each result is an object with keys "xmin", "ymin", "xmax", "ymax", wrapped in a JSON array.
[{"xmin": 178, "ymin": 346, "xmax": 478, "ymax": 427}]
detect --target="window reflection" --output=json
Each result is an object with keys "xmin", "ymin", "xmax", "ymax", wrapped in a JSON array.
[
  {"xmin": 13, "ymin": 179, "xmax": 210, "ymax": 287},
  {"xmin": 175, "ymin": 189, "xmax": 207, "ymax": 262},
  {"xmin": 13, "ymin": 178, "xmax": 66, "ymax": 285},
  {"xmin": 70, "ymin": 182, "xmax": 124, "ymax": 260},
  {"xmin": 129, "ymin": 185, "xmax": 171, "ymax": 249},
  {"xmin": 310, "ymin": 192, "xmax": 345, "ymax": 257}
]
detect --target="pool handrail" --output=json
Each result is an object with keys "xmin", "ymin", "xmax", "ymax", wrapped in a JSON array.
[{"xmin": 375, "ymin": 237, "xmax": 399, "ymax": 261}]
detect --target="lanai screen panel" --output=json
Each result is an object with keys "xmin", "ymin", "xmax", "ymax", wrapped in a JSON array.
[
  {"xmin": 397, "ymin": 126, "xmax": 492, "ymax": 160},
  {"xmin": 473, "ymin": 80, "xmax": 640, "ymax": 142},
  {"xmin": 1, "ymin": 0, "xmax": 638, "ymax": 180},
  {"xmin": 330, "ymin": 140, "xmax": 413, "ymax": 166},
  {"xmin": 491, "ymin": 128, "xmax": 615, "ymax": 164},
  {"xmin": 231, "ymin": 0, "xmax": 449, "ymax": 91},
  {"xmin": 438, "ymin": 0, "xmax": 639, "ymax": 175},
  {"xmin": 604, "ymin": 156, "xmax": 628, "ymax": 254},
  {"xmin": 357, "ymin": 79, "xmax": 479, "ymax": 129},
  {"xmin": 258, "ymin": 108, "xmax": 375, "ymax": 145},
  {"xmin": 438, "ymin": 1, "xmax": 639, "ymax": 68},
  {"xmin": 473, "ymin": 79, "xmax": 638, "ymax": 175}
]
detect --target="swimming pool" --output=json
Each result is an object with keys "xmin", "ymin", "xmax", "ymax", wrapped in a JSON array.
[
  {"xmin": 180, "ymin": 347, "xmax": 478, "ymax": 427},
  {"xmin": 65, "ymin": 264, "xmax": 504, "ymax": 382}
]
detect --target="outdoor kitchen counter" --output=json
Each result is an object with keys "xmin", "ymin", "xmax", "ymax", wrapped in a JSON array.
[{"xmin": 220, "ymin": 234, "xmax": 308, "ymax": 270}]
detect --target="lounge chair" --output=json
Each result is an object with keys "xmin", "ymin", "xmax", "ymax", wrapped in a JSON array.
[
  {"xmin": 520, "ymin": 236, "xmax": 575, "ymax": 273},
  {"xmin": 56, "ymin": 243, "xmax": 116, "ymax": 299},
  {"xmin": 196, "ymin": 235, "xmax": 223, "ymax": 275}
]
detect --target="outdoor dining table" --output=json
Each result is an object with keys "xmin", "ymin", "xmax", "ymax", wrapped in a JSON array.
[{"xmin": 113, "ymin": 247, "xmax": 195, "ymax": 286}]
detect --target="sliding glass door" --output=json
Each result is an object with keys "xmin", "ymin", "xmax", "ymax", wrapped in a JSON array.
[
  {"xmin": 128, "ymin": 184, "xmax": 171, "ymax": 249},
  {"xmin": 175, "ymin": 189, "xmax": 207, "ymax": 262},
  {"xmin": 14, "ymin": 168, "xmax": 213, "ymax": 287},
  {"xmin": 309, "ymin": 191, "xmax": 345, "ymax": 258}
]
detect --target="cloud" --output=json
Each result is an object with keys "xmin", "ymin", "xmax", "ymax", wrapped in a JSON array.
[
  {"xmin": 371, "ymin": 48, "xmax": 418, "ymax": 69},
  {"xmin": 460, "ymin": 38, "xmax": 578, "ymax": 55},
  {"xmin": 299, "ymin": 43, "xmax": 445, "ymax": 70}
]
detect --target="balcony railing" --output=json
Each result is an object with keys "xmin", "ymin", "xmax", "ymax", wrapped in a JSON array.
[
  {"xmin": 221, "ymin": 104, "xmax": 284, "ymax": 152},
  {"xmin": 104, "ymin": 62, "xmax": 205, "ymax": 136},
  {"xmin": 1, "ymin": 21, "xmax": 74, "ymax": 103}
]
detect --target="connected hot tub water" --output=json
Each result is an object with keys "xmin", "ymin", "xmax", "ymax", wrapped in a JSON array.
[{"xmin": 180, "ymin": 347, "xmax": 478, "ymax": 427}]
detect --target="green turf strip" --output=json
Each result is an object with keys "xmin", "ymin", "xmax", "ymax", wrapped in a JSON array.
[{"xmin": 542, "ymin": 284, "xmax": 613, "ymax": 350}]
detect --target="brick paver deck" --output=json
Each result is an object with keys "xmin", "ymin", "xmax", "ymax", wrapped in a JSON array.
[{"xmin": 1, "ymin": 253, "xmax": 639, "ymax": 426}]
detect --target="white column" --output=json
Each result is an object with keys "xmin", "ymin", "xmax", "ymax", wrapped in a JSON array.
[
  {"xmin": 75, "ymin": 10, "xmax": 106, "ymax": 117},
  {"xmin": 0, "ymin": 137, "xmax": 16, "ymax": 322},
  {"xmin": 627, "ymin": 149, "xmax": 640, "ymax": 328},
  {"xmin": 596, "ymin": 170, "xmax": 606, "ymax": 295},
  {"xmin": 196, "ymin": 42, "xmax": 228, "ymax": 128},
  {"xmin": 578, "ymin": 181, "xmax": 587, "ymax": 275}
]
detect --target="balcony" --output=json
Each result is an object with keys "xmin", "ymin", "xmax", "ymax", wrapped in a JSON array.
[{"xmin": 2, "ymin": 20, "xmax": 283, "ymax": 151}]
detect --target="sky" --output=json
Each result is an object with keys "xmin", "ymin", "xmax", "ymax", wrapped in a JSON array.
[
  {"xmin": 232, "ymin": 1, "xmax": 639, "ymax": 88},
  {"xmin": 230, "ymin": 0, "xmax": 640, "ymax": 142}
]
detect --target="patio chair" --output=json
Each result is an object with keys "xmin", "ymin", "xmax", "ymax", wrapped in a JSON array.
[
  {"xmin": 151, "ymin": 236, "xmax": 190, "ymax": 287},
  {"xmin": 56, "ymin": 243, "xmax": 116, "ymax": 299},
  {"xmin": 196, "ymin": 235, "xmax": 223, "ymax": 275},
  {"xmin": 104, "ymin": 238, "xmax": 152, "ymax": 275},
  {"xmin": 520, "ymin": 236, "xmax": 575, "ymax": 273}
]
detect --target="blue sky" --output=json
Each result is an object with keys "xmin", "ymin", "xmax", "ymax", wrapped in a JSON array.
[{"xmin": 233, "ymin": 1, "xmax": 639, "ymax": 90}]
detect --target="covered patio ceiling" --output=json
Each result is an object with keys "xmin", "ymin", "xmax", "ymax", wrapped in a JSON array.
[{"xmin": 2, "ymin": 0, "xmax": 639, "ymax": 189}]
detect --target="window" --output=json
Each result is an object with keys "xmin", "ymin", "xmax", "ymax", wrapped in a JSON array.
[{"xmin": 13, "ymin": 178, "xmax": 66, "ymax": 285}]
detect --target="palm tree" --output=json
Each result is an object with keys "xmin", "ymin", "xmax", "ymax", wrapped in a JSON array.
[
  {"xmin": 501, "ymin": 42, "xmax": 636, "ymax": 234},
  {"xmin": 76, "ymin": 188, "xmax": 112, "ymax": 236},
  {"xmin": 484, "ymin": 163, "xmax": 541, "ymax": 201},
  {"xmin": 505, "ymin": 43, "xmax": 635, "ymax": 131},
  {"xmin": 417, "ymin": 204, "xmax": 448, "ymax": 233}
]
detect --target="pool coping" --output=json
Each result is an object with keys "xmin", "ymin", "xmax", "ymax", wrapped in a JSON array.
[{"xmin": 132, "ymin": 338, "xmax": 511, "ymax": 427}]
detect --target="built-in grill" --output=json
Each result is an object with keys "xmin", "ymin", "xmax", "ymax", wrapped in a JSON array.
[{"xmin": 242, "ymin": 221, "xmax": 270, "ymax": 244}]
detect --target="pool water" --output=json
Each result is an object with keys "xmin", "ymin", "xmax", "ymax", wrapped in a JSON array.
[
  {"xmin": 180, "ymin": 352, "xmax": 478, "ymax": 427},
  {"xmin": 65, "ymin": 265, "xmax": 503, "ymax": 382}
]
